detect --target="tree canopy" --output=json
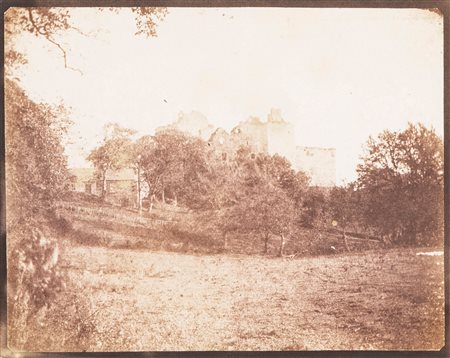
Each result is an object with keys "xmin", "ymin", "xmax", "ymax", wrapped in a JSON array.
[
  {"xmin": 211, "ymin": 148, "xmax": 306, "ymax": 255},
  {"xmin": 87, "ymin": 123, "xmax": 136, "ymax": 198},
  {"xmin": 139, "ymin": 130, "xmax": 211, "ymax": 208},
  {"xmin": 5, "ymin": 78, "xmax": 70, "ymax": 225},
  {"xmin": 356, "ymin": 123, "xmax": 444, "ymax": 245}
]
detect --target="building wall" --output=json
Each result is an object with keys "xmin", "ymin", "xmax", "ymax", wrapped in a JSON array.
[
  {"xmin": 295, "ymin": 146, "xmax": 336, "ymax": 187},
  {"xmin": 229, "ymin": 110, "xmax": 295, "ymax": 165},
  {"xmin": 208, "ymin": 128, "xmax": 236, "ymax": 163},
  {"xmin": 230, "ymin": 116, "xmax": 268, "ymax": 154},
  {"xmin": 156, "ymin": 111, "xmax": 215, "ymax": 141},
  {"xmin": 266, "ymin": 120, "xmax": 295, "ymax": 163}
]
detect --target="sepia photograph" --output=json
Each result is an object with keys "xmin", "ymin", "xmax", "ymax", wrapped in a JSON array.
[{"xmin": 2, "ymin": 3, "xmax": 446, "ymax": 353}]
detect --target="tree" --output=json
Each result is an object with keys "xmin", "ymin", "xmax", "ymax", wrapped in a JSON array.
[
  {"xmin": 127, "ymin": 135, "xmax": 155, "ymax": 211},
  {"xmin": 140, "ymin": 130, "xmax": 211, "ymax": 208},
  {"xmin": 328, "ymin": 184, "xmax": 360, "ymax": 251},
  {"xmin": 5, "ymin": 79, "xmax": 71, "ymax": 349},
  {"xmin": 221, "ymin": 178, "xmax": 296, "ymax": 255},
  {"xmin": 203, "ymin": 147, "xmax": 247, "ymax": 250},
  {"xmin": 356, "ymin": 123, "xmax": 444, "ymax": 245},
  {"xmin": 301, "ymin": 187, "xmax": 328, "ymax": 228},
  {"xmin": 87, "ymin": 123, "xmax": 136, "ymax": 199},
  {"xmin": 5, "ymin": 79, "xmax": 71, "ymax": 224},
  {"xmin": 214, "ymin": 149, "xmax": 298, "ymax": 255},
  {"xmin": 235, "ymin": 182, "xmax": 296, "ymax": 256},
  {"xmin": 255, "ymin": 153, "xmax": 309, "ymax": 204}
]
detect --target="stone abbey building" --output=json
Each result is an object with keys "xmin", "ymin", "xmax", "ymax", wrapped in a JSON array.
[{"xmin": 156, "ymin": 109, "xmax": 336, "ymax": 187}]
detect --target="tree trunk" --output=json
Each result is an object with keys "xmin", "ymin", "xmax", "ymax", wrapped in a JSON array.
[
  {"xmin": 278, "ymin": 234, "xmax": 285, "ymax": 257},
  {"xmin": 149, "ymin": 194, "xmax": 155, "ymax": 212},
  {"xmin": 137, "ymin": 165, "xmax": 142, "ymax": 215},
  {"xmin": 343, "ymin": 229, "xmax": 350, "ymax": 252},
  {"xmin": 101, "ymin": 169, "xmax": 107, "ymax": 199}
]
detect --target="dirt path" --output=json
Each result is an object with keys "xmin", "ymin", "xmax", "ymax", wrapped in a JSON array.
[{"xmin": 62, "ymin": 245, "xmax": 445, "ymax": 351}]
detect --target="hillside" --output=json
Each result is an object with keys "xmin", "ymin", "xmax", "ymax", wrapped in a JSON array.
[{"xmin": 56, "ymin": 193, "xmax": 383, "ymax": 257}]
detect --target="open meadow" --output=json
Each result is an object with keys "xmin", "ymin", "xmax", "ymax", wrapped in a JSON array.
[{"xmin": 59, "ymin": 241, "xmax": 444, "ymax": 351}]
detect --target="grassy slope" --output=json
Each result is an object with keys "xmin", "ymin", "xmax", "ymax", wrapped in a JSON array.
[
  {"xmin": 60, "ymin": 244, "xmax": 444, "ymax": 351},
  {"xmin": 57, "ymin": 196, "xmax": 383, "ymax": 257},
  {"xmin": 50, "ymin": 196, "xmax": 444, "ymax": 351}
]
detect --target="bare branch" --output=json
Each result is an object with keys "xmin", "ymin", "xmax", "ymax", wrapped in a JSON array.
[
  {"xmin": 27, "ymin": 8, "xmax": 82, "ymax": 75},
  {"xmin": 45, "ymin": 35, "xmax": 83, "ymax": 74}
]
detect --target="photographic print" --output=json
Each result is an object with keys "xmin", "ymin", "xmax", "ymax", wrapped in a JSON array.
[{"xmin": 2, "ymin": 4, "xmax": 446, "ymax": 353}]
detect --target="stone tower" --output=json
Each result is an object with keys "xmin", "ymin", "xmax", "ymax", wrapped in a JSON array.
[{"xmin": 266, "ymin": 108, "xmax": 296, "ymax": 164}]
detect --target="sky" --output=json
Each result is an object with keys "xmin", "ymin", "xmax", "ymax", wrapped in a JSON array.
[{"xmin": 10, "ymin": 7, "xmax": 444, "ymax": 184}]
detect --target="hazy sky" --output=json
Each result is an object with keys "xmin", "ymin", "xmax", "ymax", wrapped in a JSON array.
[{"xmin": 11, "ymin": 7, "xmax": 443, "ymax": 184}]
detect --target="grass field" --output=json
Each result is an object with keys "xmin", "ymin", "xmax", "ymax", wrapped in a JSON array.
[{"xmin": 59, "ymin": 243, "xmax": 445, "ymax": 351}]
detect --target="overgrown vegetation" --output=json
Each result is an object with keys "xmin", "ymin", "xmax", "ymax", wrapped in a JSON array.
[
  {"xmin": 5, "ymin": 7, "xmax": 167, "ymax": 352},
  {"xmin": 356, "ymin": 123, "xmax": 444, "ymax": 246},
  {"xmin": 5, "ymin": 78, "xmax": 74, "ymax": 350},
  {"xmin": 86, "ymin": 121, "xmax": 444, "ymax": 255}
]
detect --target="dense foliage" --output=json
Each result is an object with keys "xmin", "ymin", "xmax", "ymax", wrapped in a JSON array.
[
  {"xmin": 5, "ymin": 79, "xmax": 71, "ymax": 349},
  {"xmin": 5, "ymin": 78, "xmax": 70, "ymax": 253},
  {"xmin": 88, "ymin": 127, "xmax": 311, "ymax": 255},
  {"xmin": 87, "ymin": 120, "xmax": 443, "ymax": 254},
  {"xmin": 5, "ymin": 6, "xmax": 168, "ymax": 351},
  {"xmin": 356, "ymin": 123, "xmax": 444, "ymax": 245},
  {"xmin": 87, "ymin": 123, "xmax": 136, "ymax": 198},
  {"xmin": 138, "ymin": 130, "xmax": 211, "ymax": 208}
]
